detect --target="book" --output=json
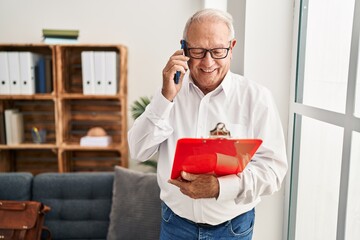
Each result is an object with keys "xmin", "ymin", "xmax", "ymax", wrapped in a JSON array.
[
  {"xmin": 80, "ymin": 136, "xmax": 112, "ymax": 147},
  {"xmin": 4, "ymin": 109, "xmax": 19, "ymax": 145},
  {"xmin": 0, "ymin": 52, "xmax": 10, "ymax": 95},
  {"xmin": 42, "ymin": 29, "xmax": 79, "ymax": 44},
  {"xmin": 11, "ymin": 112, "xmax": 24, "ymax": 144},
  {"xmin": 42, "ymin": 29, "xmax": 79, "ymax": 38},
  {"xmin": 43, "ymin": 37, "xmax": 79, "ymax": 44}
]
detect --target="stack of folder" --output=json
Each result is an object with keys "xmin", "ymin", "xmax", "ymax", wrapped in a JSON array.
[
  {"xmin": 81, "ymin": 51, "xmax": 119, "ymax": 95},
  {"xmin": 0, "ymin": 52, "xmax": 52, "ymax": 95},
  {"xmin": 42, "ymin": 29, "xmax": 79, "ymax": 44}
]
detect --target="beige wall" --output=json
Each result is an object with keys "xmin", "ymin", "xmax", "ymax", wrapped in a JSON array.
[{"xmin": 0, "ymin": 0, "xmax": 294, "ymax": 239}]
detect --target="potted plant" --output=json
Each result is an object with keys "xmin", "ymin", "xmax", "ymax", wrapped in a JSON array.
[{"xmin": 130, "ymin": 96, "xmax": 157, "ymax": 169}]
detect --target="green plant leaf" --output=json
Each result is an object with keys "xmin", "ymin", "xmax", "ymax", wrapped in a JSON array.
[
  {"xmin": 140, "ymin": 160, "xmax": 158, "ymax": 169},
  {"xmin": 130, "ymin": 96, "xmax": 151, "ymax": 120}
]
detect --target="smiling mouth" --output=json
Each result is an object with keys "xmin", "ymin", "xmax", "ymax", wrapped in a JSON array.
[{"xmin": 201, "ymin": 68, "xmax": 216, "ymax": 73}]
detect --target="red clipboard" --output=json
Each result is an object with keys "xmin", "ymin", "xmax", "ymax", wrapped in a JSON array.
[{"xmin": 170, "ymin": 138, "xmax": 262, "ymax": 179}]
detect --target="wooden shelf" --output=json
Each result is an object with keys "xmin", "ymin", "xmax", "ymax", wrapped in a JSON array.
[
  {"xmin": 58, "ymin": 93, "xmax": 121, "ymax": 99},
  {"xmin": 0, "ymin": 143, "xmax": 57, "ymax": 150},
  {"xmin": 60, "ymin": 142, "xmax": 123, "ymax": 151},
  {"xmin": 0, "ymin": 43, "xmax": 128, "ymax": 174},
  {"xmin": 0, "ymin": 94, "xmax": 55, "ymax": 100}
]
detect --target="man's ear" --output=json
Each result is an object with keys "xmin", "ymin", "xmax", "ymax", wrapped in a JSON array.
[
  {"xmin": 229, "ymin": 39, "xmax": 237, "ymax": 60},
  {"xmin": 231, "ymin": 39, "xmax": 237, "ymax": 49}
]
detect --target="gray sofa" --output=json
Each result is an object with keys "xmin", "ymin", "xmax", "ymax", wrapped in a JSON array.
[{"xmin": 0, "ymin": 166, "xmax": 161, "ymax": 240}]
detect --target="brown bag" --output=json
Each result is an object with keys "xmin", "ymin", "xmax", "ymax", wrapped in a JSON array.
[{"xmin": 0, "ymin": 200, "xmax": 51, "ymax": 240}]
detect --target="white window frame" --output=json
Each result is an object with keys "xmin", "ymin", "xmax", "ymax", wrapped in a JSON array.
[{"xmin": 284, "ymin": 0, "xmax": 360, "ymax": 239}]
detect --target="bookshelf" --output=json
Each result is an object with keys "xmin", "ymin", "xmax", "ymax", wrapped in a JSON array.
[{"xmin": 0, "ymin": 43, "xmax": 128, "ymax": 174}]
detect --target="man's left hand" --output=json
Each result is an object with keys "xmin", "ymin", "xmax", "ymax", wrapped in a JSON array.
[{"xmin": 168, "ymin": 171, "xmax": 219, "ymax": 199}]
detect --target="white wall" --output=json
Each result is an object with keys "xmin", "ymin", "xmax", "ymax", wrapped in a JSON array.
[
  {"xmin": 0, "ymin": 1, "xmax": 294, "ymax": 239},
  {"xmin": 0, "ymin": 0, "xmax": 202, "ymax": 126},
  {"xmin": 243, "ymin": 1, "xmax": 294, "ymax": 240},
  {"xmin": 228, "ymin": 0, "xmax": 246, "ymax": 75}
]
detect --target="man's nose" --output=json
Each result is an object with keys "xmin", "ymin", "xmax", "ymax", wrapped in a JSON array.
[{"xmin": 202, "ymin": 51, "xmax": 215, "ymax": 64}]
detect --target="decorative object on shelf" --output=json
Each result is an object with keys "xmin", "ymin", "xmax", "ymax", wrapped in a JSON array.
[
  {"xmin": 80, "ymin": 127, "xmax": 113, "ymax": 147},
  {"xmin": 87, "ymin": 126, "xmax": 107, "ymax": 136},
  {"xmin": 31, "ymin": 127, "xmax": 47, "ymax": 144}
]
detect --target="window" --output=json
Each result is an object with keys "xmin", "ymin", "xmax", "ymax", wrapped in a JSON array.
[
  {"xmin": 287, "ymin": 0, "xmax": 360, "ymax": 239},
  {"xmin": 300, "ymin": 0, "xmax": 354, "ymax": 113},
  {"xmin": 294, "ymin": 116, "xmax": 343, "ymax": 239},
  {"xmin": 345, "ymin": 131, "xmax": 360, "ymax": 239}
]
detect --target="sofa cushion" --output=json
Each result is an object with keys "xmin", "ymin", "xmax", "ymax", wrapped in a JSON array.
[
  {"xmin": 0, "ymin": 172, "xmax": 33, "ymax": 200},
  {"xmin": 32, "ymin": 172, "xmax": 114, "ymax": 240},
  {"xmin": 107, "ymin": 166, "xmax": 161, "ymax": 240}
]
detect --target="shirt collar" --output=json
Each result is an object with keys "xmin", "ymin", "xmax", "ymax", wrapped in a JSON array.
[
  {"xmin": 219, "ymin": 70, "xmax": 232, "ymax": 97},
  {"xmin": 187, "ymin": 70, "xmax": 233, "ymax": 97}
]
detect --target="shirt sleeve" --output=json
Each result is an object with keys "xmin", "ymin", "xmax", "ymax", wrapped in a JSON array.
[
  {"xmin": 128, "ymin": 89, "xmax": 174, "ymax": 161},
  {"xmin": 219, "ymin": 88, "xmax": 288, "ymax": 204},
  {"xmin": 217, "ymin": 174, "xmax": 241, "ymax": 200}
]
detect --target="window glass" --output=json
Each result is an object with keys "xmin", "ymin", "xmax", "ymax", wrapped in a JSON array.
[
  {"xmin": 300, "ymin": 0, "xmax": 355, "ymax": 113},
  {"xmin": 345, "ymin": 131, "xmax": 360, "ymax": 239},
  {"xmin": 295, "ymin": 116, "xmax": 343, "ymax": 240}
]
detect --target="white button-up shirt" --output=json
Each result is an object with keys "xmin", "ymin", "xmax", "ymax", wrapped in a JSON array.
[{"xmin": 128, "ymin": 71, "xmax": 288, "ymax": 225}]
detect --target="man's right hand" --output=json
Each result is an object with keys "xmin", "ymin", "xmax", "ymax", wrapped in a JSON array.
[{"xmin": 161, "ymin": 50, "xmax": 189, "ymax": 101}]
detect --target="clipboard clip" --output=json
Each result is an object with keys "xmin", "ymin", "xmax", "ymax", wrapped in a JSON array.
[{"xmin": 209, "ymin": 122, "xmax": 231, "ymax": 138}]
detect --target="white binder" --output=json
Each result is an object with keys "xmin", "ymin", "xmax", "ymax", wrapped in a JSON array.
[
  {"xmin": 0, "ymin": 52, "xmax": 10, "ymax": 94},
  {"xmin": 8, "ymin": 52, "xmax": 21, "ymax": 94},
  {"xmin": 81, "ymin": 51, "xmax": 95, "ymax": 95},
  {"xmin": 104, "ymin": 51, "xmax": 118, "ymax": 95},
  {"xmin": 93, "ymin": 51, "xmax": 106, "ymax": 95},
  {"xmin": 19, "ymin": 52, "xmax": 39, "ymax": 95}
]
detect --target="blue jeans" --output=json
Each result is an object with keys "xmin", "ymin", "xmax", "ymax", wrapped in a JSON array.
[{"xmin": 160, "ymin": 202, "xmax": 255, "ymax": 240}]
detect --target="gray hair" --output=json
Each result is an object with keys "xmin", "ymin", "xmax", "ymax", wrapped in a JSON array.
[{"xmin": 183, "ymin": 8, "xmax": 235, "ymax": 41}]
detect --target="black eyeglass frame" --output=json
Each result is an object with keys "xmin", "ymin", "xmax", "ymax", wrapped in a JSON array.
[{"xmin": 184, "ymin": 41, "xmax": 232, "ymax": 59}]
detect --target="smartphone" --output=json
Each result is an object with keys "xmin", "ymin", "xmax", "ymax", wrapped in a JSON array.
[{"xmin": 173, "ymin": 40, "xmax": 187, "ymax": 84}]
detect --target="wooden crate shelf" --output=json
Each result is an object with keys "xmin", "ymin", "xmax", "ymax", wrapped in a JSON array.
[
  {"xmin": 62, "ymin": 150, "xmax": 124, "ymax": 172},
  {"xmin": 0, "ymin": 43, "xmax": 128, "ymax": 174}
]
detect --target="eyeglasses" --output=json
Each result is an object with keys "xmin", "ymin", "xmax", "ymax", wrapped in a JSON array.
[{"xmin": 185, "ymin": 41, "xmax": 232, "ymax": 59}]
